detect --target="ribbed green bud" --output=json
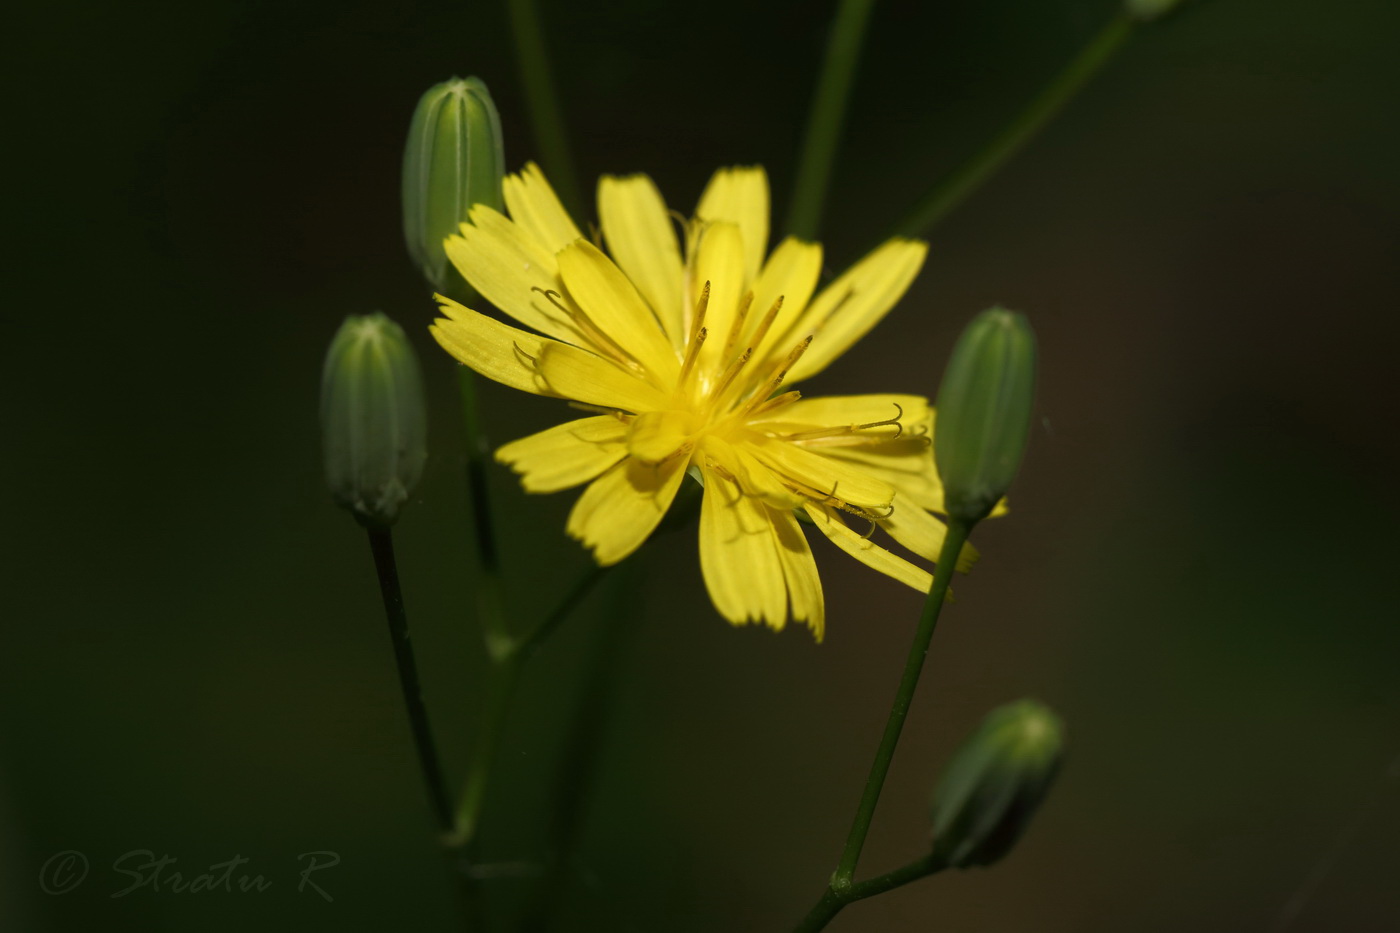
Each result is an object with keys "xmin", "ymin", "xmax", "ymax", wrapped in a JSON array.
[
  {"xmin": 929, "ymin": 699, "xmax": 1065, "ymax": 868},
  {"xmin": 933, "ymin": 307, "xmax": 1037, "ymax": 524},
  {"xmin": 1125, "ymin": 0, "xmax": 1184, "ymax": 21},
  {"xmin": 320, "ymin": 313, "xmax": 428, "ymax": 528},
  {"xmin": 401, "ymin": 76, "xmax": 504, "ymax": 296}
]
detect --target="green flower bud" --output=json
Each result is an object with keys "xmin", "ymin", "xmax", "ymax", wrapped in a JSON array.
[
  {"xmin": 320, "ymin": 313, "xmax": 428, "ymax": 528},
  {"xmin": 929, "ymin": 699, "xmax": 1065, "ymax": 868},
  {"xmin": 1125, "ymin": 0, "xmax": 1184, "ymax": 21},
  {"xmin": 933, "ymin": 307, "xmax": 1037, "ymax": 524},
  {"xmin": 402, "ymin": 76, "xmax": 504, "ymax": 296}
]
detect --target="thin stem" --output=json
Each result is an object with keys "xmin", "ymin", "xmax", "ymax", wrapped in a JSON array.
[
  {"xmin": 448, "ymin": 562, "xmax": 609, "ymax": 849},
  {"xmin": 794, "ymin": 853, "xmax": 944, "ymax": 933},
  {"xmin": 785, "ymin": 0, "xmax": 879, "ymax": 241},
  {"xmin": 513, "ymin": 562, "xmax": 610, "ymax": 664},
  {"xmin": 832, "ymin": 519, "xmax": 972, "ymax": 887},
  {"xmin": 508, "ymin": 0, "xmax": 583, "ymax": 217},
  {"xmin": 457, "ymin": 367, "xmax": 512, "ymax": 661},
  {"xmin": 365, "ymin": 526, "xmax": 455, "ymax": 834},
  {"xmin": 890, "ymin": 13, "xmax": 1136, "ymax": 240},
  {"xmin": 451, "ymin": 655, "xmax": 521, "ymax": 851},
  {"xmin": 520, "ymin": 565, "xmax": 638, "ymax": 932}
]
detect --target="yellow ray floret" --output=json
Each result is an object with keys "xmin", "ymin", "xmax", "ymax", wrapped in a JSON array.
[{"xmin": 430, "ymin": 161, "xmax": 971, "ymax": 639}]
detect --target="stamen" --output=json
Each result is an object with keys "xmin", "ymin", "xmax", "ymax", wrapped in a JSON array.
[
  {"xmin": 765, "ymin": 284, "xmax": 847, "ymax": 355},
  {"xmin": 732, "ymin": 335, "xmax": 813, "ymax": 419},
  {"xmin": 567, "ymin": 401, "xmax": 631, "ymax": 420},
  {"xmin": 678, "ymin": 326, "xmax": 709, "ymax": 388},
  {"xmin": 532, "ymin": 286, "xmax": 638, "ymax": 372},
  {"xmin": 685, "ymin": 280, "xmax": 711, "ymax": 348},
  {"xmin": 748, "ymin": 390, "xmax": 802, "ymax": 419},
  {"xmin": 709, "ymin": 346, "xmax": 753, "ymax": 404},
  {"xmin": 745, "ymin": 295, "xmax": 784, "ymax": 356},
  {"xmin": 858, "ymin": 403, "xmax": 905, "ymax": 439},
  {"xmin": 778, "ymin": 402, "xmax": 908, "ymax": 443},
  {"xmin": 704, "ymin": 461, "xmax": 743, "ymax": 505},
  {"xmin": 720, "ymin": 292, "xmax": 755, "ymax": 364}
]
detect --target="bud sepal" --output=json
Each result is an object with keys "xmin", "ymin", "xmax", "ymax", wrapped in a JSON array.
[
  {"xmin": 320, "ymin": 313, "xmax": 428, "ymax": 528},
  {"xmin": 929, "ymin": 699, "xmax": 1065, "ymax": 868},
  {"xmin": 933, "ymin": 307, "xmax": 1037, "ymax": 524}
]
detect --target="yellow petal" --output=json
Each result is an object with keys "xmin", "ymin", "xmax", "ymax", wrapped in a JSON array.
[
  {"xmin": 567, "ymin": 456, "xmax": 688, "ymax": 565},
  {"xmin": 785, "ymin": 238, "xmax": 928, "ymax": 383},
  {"xmin": 804, "ymin": 504, "xmax": 933, "ymax": 593},
  {"xmin": 535, "ymin": 341, "xmax": 670, "ymax": 413},
  {"xmin": 496, "ymin": 416, "xmax": 629, "ymax": 493},
  {"xmin": 757, "ymin": 393, "xmax": 931, "ymax": 431},
  {"xmin": 556, "ymin": 239, "xmax": 679, "ymax": 381},
  {"xmin": 445, "ymin": 205, "xmax": 589, "ymax": 347},
  {"xmin": 430, "ymin": 296, "xmax": 554, "ymax": 395},
  {"xmin": 696, "ymin": 166, "xmax": 769, "ymax": 284},
  {"xmin": 698, "ymin": 467, "xmax": 787, "ymax": 627},
  {"xmin": 824, "ymin": 442, "xmax": 945, "ymax": 512},
  {"xmin": 698, "ymin": 435, "xmax": 804, "ymax": 509},
  {"xmin": 627, "ymin": 410, "xmax": 698, "ymax": 463},
  {"xmin": 502, "ymin": 161, "xmax": 582, "ymax": 253},
  {"xmin": 748, "ymin": 237, "xmax": 823, "ymax": 363},
  {"xmin": 598, "ymin": 174, "xmax": 685, "ymax": 346},
  {"xmin": 689, "ymin": 221, "xmax": 746, "ymax": 376},
  {"xmin": 746, "ymin": 435, "xmax": 895, "ymax": 509},
  {"xmin": 878, "ymin": 492, "xmax": 979, "ymax": 572},
  {"xmin": 769, "ymin": 506, "xmax": 824, "ymax": 639}
]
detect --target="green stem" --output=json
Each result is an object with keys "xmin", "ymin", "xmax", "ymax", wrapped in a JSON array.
[
  {"xmin": 457, "ymin": 367, "xmax": 512, "ymax": 661},
  {"xmin": 513, "ymin": 563, "xmax": 610, "ymax": 664},
  {"xmin": 794, "ymin": 853, "xmax": 945, "ymax": 933},
  {"xmin": 520, "ymin": 565, "xmax": 637, "ymax": 932},
  {"xmin": 785, "ymin": 0, "xmax": 879, "ymax": 241},
  {"xmin": 451, "ymin": 654, "xmax": 520, "ymax": 852},
  {"xmin": 448, "ymin": 562, "xmax": 609, "ymax": 849},
  {"xmin": 365, "ymin": 526, "xmax": 455, "ymax": 834},
  {"xmin": 508, "ymin": 0, "xmax": 583, "ymax": 217},
  {"xmin": 832, "ymin": 519, "xmax": 972, "ymax": 888},
  {"xmin": 890, "ymin": 13, "xmax": 1136, "ymax": 240}
]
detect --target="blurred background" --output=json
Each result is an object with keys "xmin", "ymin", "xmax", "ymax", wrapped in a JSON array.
[{"xmin": 6, "ymin": 0, "xmax": 1399, "ymax": 929}]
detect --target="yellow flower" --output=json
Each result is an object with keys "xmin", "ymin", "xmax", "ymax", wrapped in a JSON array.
[{"xmin": 431, "ymin": 163, "xmax": 974, "ymax": 639}]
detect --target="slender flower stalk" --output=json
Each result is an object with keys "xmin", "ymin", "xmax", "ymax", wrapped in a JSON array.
[
  {"xmin": 793, "ymin": 518, "xmax": 967, "ymax": 933},
  {"xmin": 795, "ymin": 853, "xmax": 946, "ymax": 932},
  {"xmin": 457, "ymin": 368, "xmax": 513, "ymax": 660},
  {"xmin": 449, "ymin": 562, "xmax": 610, "ymax": 849},
  {"xmin": 521, "ymin": 566, "xmax": 641, "ymax": 932},
  {"xmin": 890, "ymin": 12, "xmax": 1137, "ymax": 241},
  {"xmin": 508, "ymin": 0, "xmax": 583, "ymax": 217},
  {"xmin": 833, "ymin": 518, "xmax": 969, "ymax": 885},
  {"xmin": 785, "ymin": 0, "xmax": 879, "ymax": 240},
  {"xmin": 366, "ymin": 527, "xmax": 455, "ymax": 833}
]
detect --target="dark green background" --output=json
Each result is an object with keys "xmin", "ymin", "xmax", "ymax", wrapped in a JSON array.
[{"xmin": 6, "ymin": 0, "xmax": 1399, "ymax": 930}]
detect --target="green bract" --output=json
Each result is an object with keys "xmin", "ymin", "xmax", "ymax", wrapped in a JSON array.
[
  {"xmin": 929, "ymin": 699, "xmax": 1065, "ymax": 868},
  {"xmin": 933, "ymin": 307, "xmax": 1037, "ymax": 524},
  {"xmin": 402, "ymin": 76, "xmax": 504, "ymax": 296},
  {"xmin": 321, "ymin": 313, "xmax": 428, "ymax": 528}
]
